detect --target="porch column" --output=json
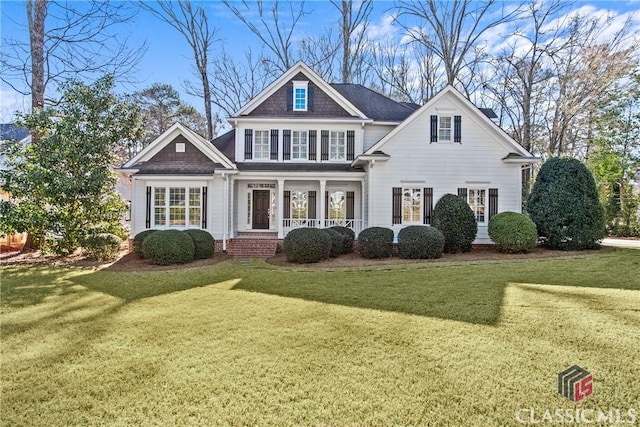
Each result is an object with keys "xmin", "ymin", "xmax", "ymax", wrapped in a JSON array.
[
  {"xmin": 319, "ymin": 179, "xmax": 326, "ymax": 228},
  {"xmin": 277, "ymin": 178, "xmax": 285, "ymax": 238}
]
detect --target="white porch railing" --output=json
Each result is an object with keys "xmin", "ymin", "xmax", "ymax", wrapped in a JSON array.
[{"xmin": 283, "ymin": 218, "xmax": 364, "ymax": 236}]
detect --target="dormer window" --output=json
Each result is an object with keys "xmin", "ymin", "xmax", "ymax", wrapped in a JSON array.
[{"xmin": 293, "ymin": 81, "xmax": 308, "ymax": 111}]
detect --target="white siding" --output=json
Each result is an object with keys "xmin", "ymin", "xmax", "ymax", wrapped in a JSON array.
[
  {"xmin": 367, "ymin": 92, "xmax": 523, "ymax": 244},
  {"xmin": 363, "ymin": 123, "xmax": 396, "ymax": 152}
]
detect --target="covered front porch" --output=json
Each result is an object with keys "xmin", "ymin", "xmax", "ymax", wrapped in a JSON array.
[{"xmin": 232, "ymin": 173, "xmax": 365, "ymax": 239}]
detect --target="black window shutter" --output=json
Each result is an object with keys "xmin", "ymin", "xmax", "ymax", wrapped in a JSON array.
[
  {"xmin": 454, "ymin": 115, "xmax": 462, "ymax": 143},
  {"xmin": 309, "ymin": 130, "xmax": 317, "ymax": 161},
  {"xmin": 202, "ymin": 187, "xmax": 208, "ymax": 229},
  {"xmin": 458, "ymin": 187, "xmax": 468, "ymax": 200},
  {"xmin": 286, "ymin": 86, "xmax": 293, "ymax": 111},
  {"xmin": 489, "ymin": 188, "xmax": 498, "ymax": 220},
  {"xmin": 430, "ymin": 115, "xmax": 438, "ymax": 143},
  {"xmin": 284, "ymin": 191, "xmax": 291, "ymax": 218},
  {"xmin": 324, "ymin": 191, "xmax": 329, "ymax": 219},
  {"xmin": 347, "ymin": 130, "xmax": 355, "ymax": 161},
  {"xmin": 244, "ymin": 129, "xmax": 253, "ymax": 160},
  {"xmin": 346, "ymin": 191, "xmax": 355, "ymax": 220},
  {"xmin": 145, "ymin": 186, "xmax": 151, "ymax": 228},
  {"xmin": 308, "ymin": 87, "xmax": 314, "ymax": 111},
  {"xmin": 321, "ymin": 130, "xmax": 329, "ymax": 161},
  {"xmin": 270, "ymin": 129, "xmax": 279, "ymax": 160},
  {"xmin": 308, "ymin": 191, "xmax": 317, "ymax": 219},
  {"xmin": 392, "ymin": 187, "xmax": 402, "ymax": 224},
  {"xmin": 282, "ymin": 130, "xmax": 291, "ymax": 160},
  {"xmin": 423, "ymin": 187, "xmax": 433, "ymax": 225}
]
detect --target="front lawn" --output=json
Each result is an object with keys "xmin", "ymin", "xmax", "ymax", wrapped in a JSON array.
[{"xmin": 1, "ymin": 248, "xmax": 639, "ymax": 426}]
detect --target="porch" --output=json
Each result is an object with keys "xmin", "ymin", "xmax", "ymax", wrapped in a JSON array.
[{"xmin": 232, "ymin": 175, "xmax": 365, "ymax": 239}]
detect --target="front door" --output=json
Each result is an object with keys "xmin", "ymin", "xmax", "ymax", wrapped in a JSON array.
[{"xmin": 252, "ymin": 190, "xmax": 270, "ymax": 229}]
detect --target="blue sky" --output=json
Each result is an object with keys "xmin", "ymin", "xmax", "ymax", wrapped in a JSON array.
[{"xmin": 1, "ymin": 0, "xmax": 639, "ymax": 123}]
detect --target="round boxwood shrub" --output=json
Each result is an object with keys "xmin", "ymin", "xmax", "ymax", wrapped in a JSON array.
[
  {"xmin": 183, "ymin": 229, "xmax": 215, "ymax": 259},
  {"xmin": 527, "ymin": 157, "xmax": 605, "ymax": 250},
  {"xmin": 432, "ymin": 193, "xmax": 478, "ymax": 253},
  {"xmin": 142, "ymin": 229, "xmax": 195, "ymax": 265},
  {"xmin": 488, "ymin": 212, "xmax": 538, "ymax": 253},
  {"xmin": 284, "ymin": 228, "xmax": 332, "ymax": 263},
  {"xmin": 133, "ymin": 229, "xmax": 158, "ymax": 258},
  {"xmin": 357, "ymin": 227, "xmax": 394, "ymax": 259},
  {"xmin": 322, "ymin": 228, "xmax": 343, "ymax": 258},
  {"xmin": 328, "ymin": 225, "xmax": 355, "ymax": 254},
  {"xmin": 83, "ymin": 233, "xmax": 122, "ymax": 261},
  {"xmin": 397, "ymin": 225, "xmax": 445, "ymax": 259}
]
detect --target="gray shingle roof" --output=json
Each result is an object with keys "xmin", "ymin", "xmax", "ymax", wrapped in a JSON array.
[
  {"xmin": 236, "ymin": 162, "xmax": 363, "ymax": 172},
  {"xmin": 330, "ymin": 84, "xmax": 417, "ymax": 122},
  {"xmin": 211, "ymin": 129, "xmax": 236, "ymax": 162}
]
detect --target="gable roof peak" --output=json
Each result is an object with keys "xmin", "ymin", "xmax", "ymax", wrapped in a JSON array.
[{"xmin": 231, "ymin": 61, "xmax": 368, "ymax": 119}]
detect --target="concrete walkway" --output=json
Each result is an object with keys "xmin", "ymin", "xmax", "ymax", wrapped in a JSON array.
[{"xmin": 601, "ymin": 238, "xmax": 640, "ymax": 249}]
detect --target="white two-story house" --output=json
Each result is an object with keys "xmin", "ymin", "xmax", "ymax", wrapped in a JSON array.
[{"xmin": 120, "ymin": 62, "xmax": 538, "ymax": 256}]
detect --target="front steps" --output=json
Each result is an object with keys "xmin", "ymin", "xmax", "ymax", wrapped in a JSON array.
[{"xmin": 226, "ymin": 232, "xmax": 280, "ymax": 257}]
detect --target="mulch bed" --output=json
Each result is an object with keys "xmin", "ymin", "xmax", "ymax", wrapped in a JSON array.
[{"xmin": 1, "ymin": 245, "xmax": 607, "ymax": 271}]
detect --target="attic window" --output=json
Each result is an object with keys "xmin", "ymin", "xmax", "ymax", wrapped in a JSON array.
[
  {"xmin": 176, "ymin": 142, "xmax": 185, "ymax": 153},
  {"xmin": 293, "ymin": 81, "xmax": 308, "ymax": 111}
]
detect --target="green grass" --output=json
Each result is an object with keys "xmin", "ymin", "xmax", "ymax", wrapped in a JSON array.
[{"xmin": 1, "ymin": 248, "xmax": 639, "ymax": 426}]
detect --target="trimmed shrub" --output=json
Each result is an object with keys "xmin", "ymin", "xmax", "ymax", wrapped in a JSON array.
[
  {"xmin": 432, "ymin": 193, "xmax": 478, "ymax": 253},
  {"xmin": 322, "ymin": 228, "xmax": 343, "ymax": 258},
  {"xmin": 142, "ymin": 229, "xmax": 195, "ymax": 265},
  {"xmin": 328, "ymin": 225, "xmax": 355, "ymax": 254},
  {"xmin": 133, "ymin": 229, "xmax": 158, "ymax": 258},
  {"xmin": 284, "ymin": 228, "xmax": 332, "ymax": 263},
  {"xmin": 357, "ymin": 227, "xmax": 394, "ymax": 259},
  {"xmin": 488, "ymin": 212, "xmax": 538, "ymax": 253},
  {"xmin": 183, "ymin": 229, "xmax": 215, "ymax": 259},
  {"xmin": 83, "ymin": 233, "xmax": 122, "ymax": 261},
  {"xmin": 527, "ymin": 157, "xmax": 605, "ymax": 250},
  {"xmin": 397, "ymin": 226, "xmax": 445, "ymax": 259}
]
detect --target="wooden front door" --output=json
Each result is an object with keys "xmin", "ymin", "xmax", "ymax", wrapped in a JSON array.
[{"xmin": 252, "ymin": 190, "xmax": 270, "ymax": 229}]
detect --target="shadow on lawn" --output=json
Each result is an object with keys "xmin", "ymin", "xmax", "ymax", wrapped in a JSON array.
[{"xmin": 233, "ymin": 267, "xmax": 507, "ymax": 326}]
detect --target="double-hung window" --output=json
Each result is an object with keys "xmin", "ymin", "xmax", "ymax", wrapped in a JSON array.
[
  {"xmin": 254, "ymin": 130, "xmax": 270, "ymax": 160},
  {"xmin": 153, "ymin": 186, "xmax": 202, "ymax": 228},
  {"xmin": 402, "ymin": 188, "xmax": 422, "ymax": 223},
  {"xmin": 330, "ymin": 131, "xmax": 346, "ymax": 161},
  {"xmin": 468, "ymin": 189, "xmax": 486, "ymax": 223},
  {"xmin": 292, "ymin": 130, "xmax": 308, "ymax": 160},
  {"xmin": 439, "ymin": 116, "xmax": 452, "ymax": 141}
]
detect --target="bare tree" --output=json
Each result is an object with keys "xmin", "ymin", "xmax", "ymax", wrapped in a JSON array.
[
  {"xmin": 394, "ymin": 0, "xmax": 523, "ymax": 86},
  {"xmin": 2, "ymin": 0, "xmax": 144, "ymax": 110},
  {"xmin": 331, "ymin": 0, "xmax": 374, "ymax": 84},
  {"xmin": 204, "ymin": 48, "xmax": 275, "ymax": 116},
  {"xmin": 144, "ymin": 1, "xmax": 217, "ymax": 140},
  {"xmin": 222, "ymin": 0, "xmax": 309, "ymax": 73}
]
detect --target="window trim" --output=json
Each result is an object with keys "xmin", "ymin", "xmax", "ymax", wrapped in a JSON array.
[
  {"xmin": 402, "ymin": 187, "xmax": 422, "ymax": 224},
  {"xmin": 293, "ymin": 81, "xmax": 308, "ymax": 111},
  {"xmin": 467, "ymin": 188, "xmax": 487, "ymax": 224},
  {"xmin": 253, "ymin": 130, "xmax": 270, "ymax": 160},
  {"xmin": 329, "ymin": 131, "xmax": 346, "ymax": 161},
  {"xmin": 291, "ymin": 130, "xmax": 308, "ymax": 160},
  {"xmin": 439, "ymin": 116, "xmax": 452, "ymax": 142},
  {"xmin": 152, "ymin": 186, "xmax": 203, "ymax": 229}
]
